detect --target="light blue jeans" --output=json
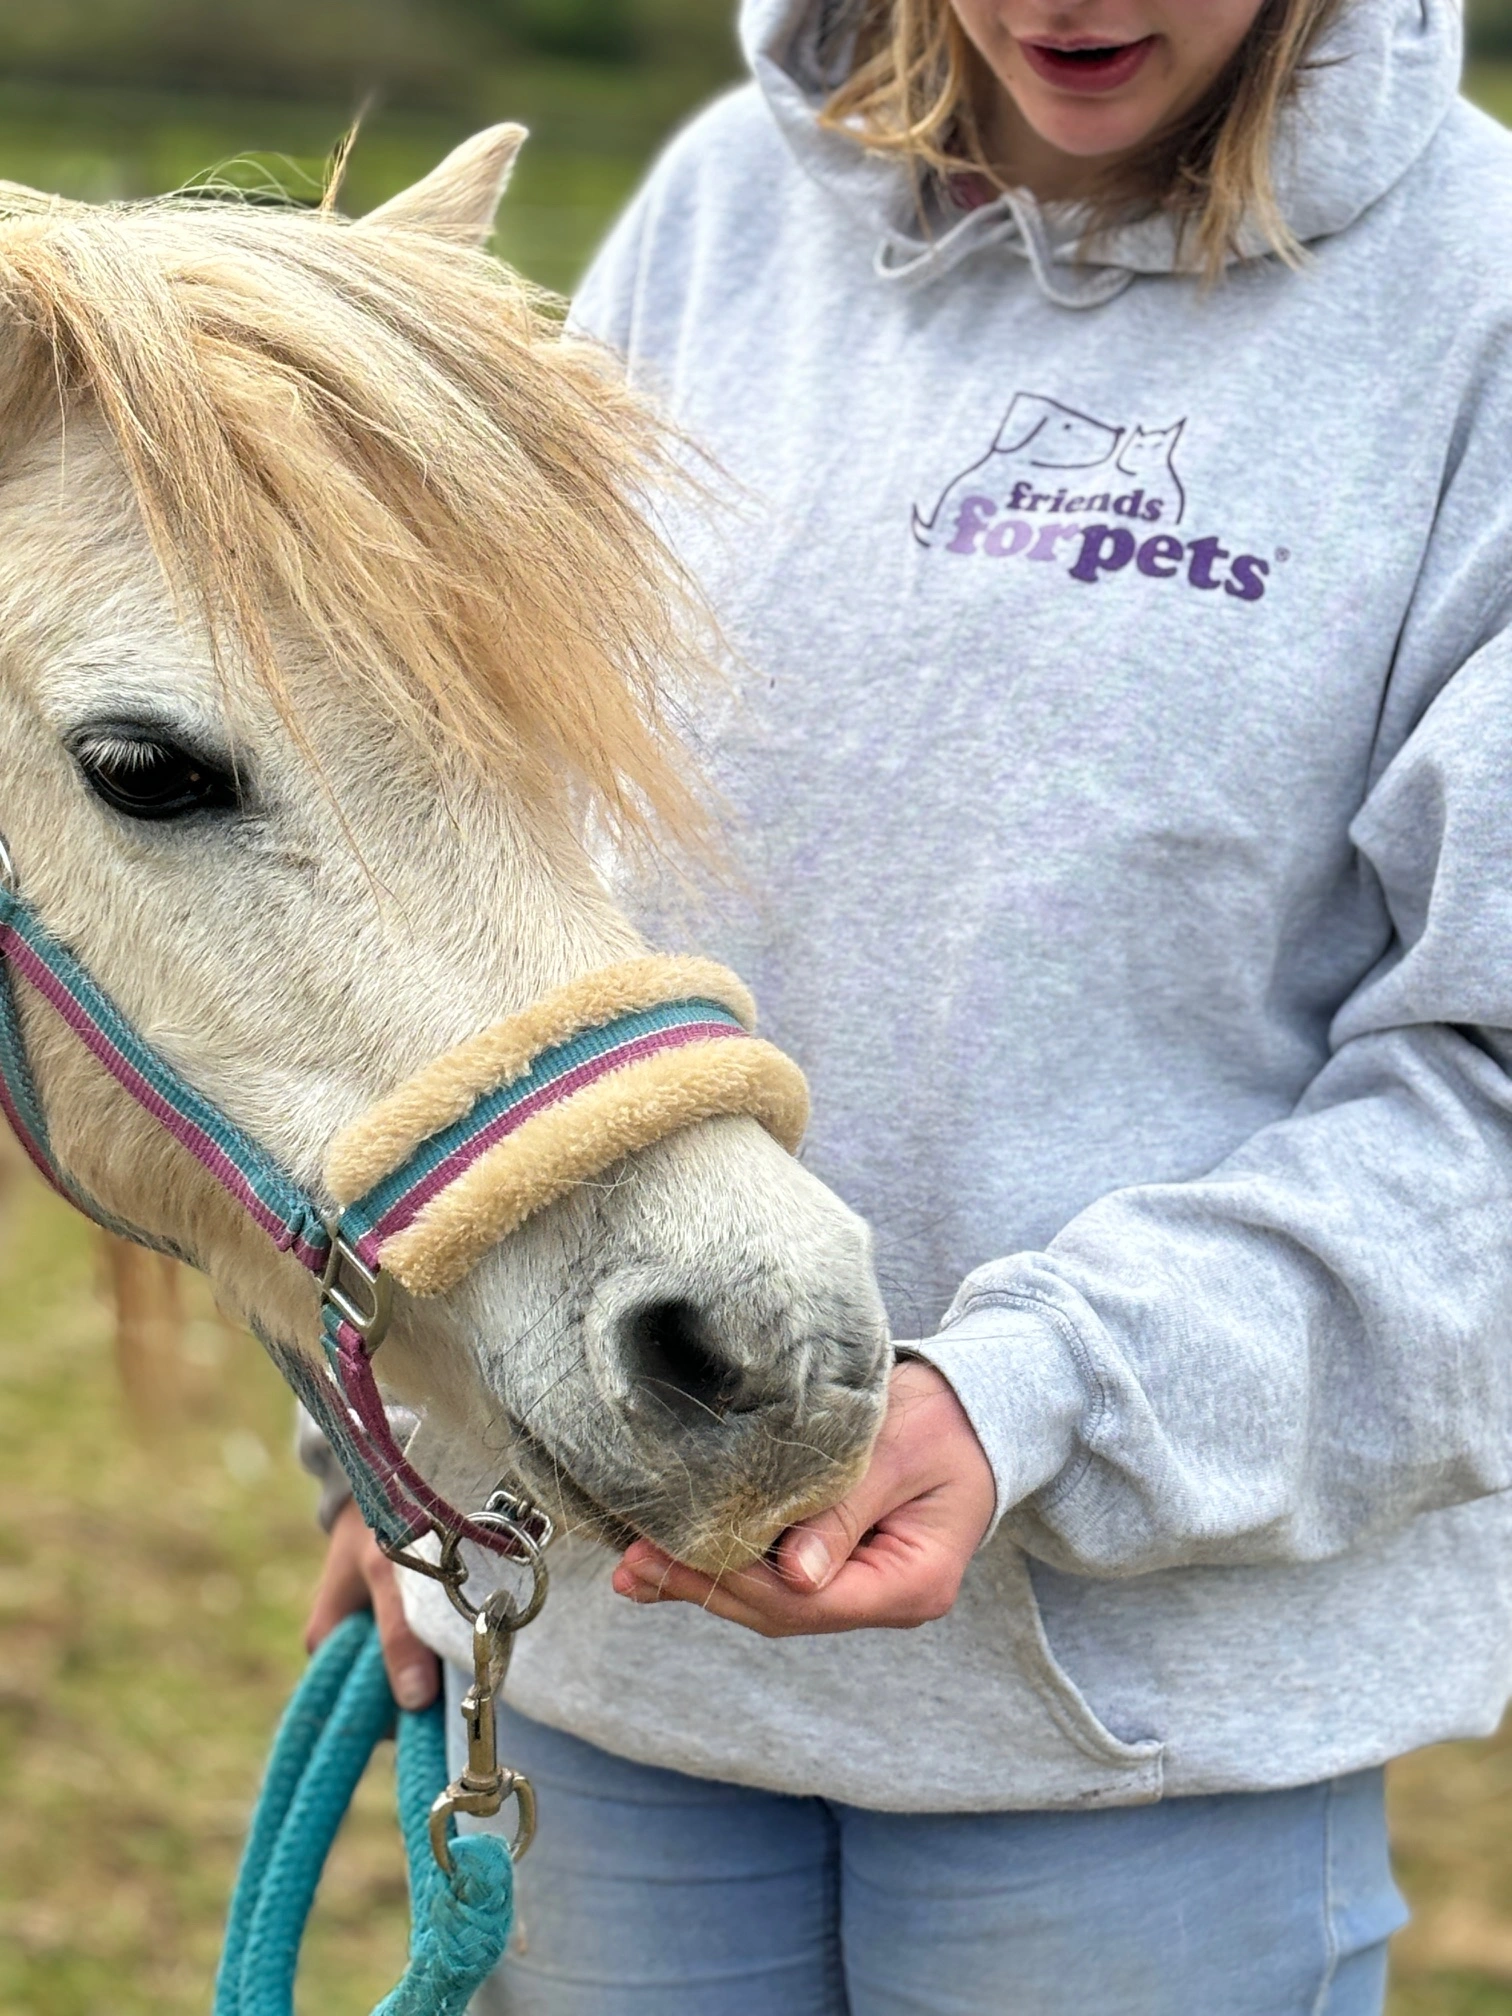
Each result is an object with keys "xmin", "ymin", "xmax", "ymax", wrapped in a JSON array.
[{"xmin": 457, "ymin": 1698, "xmax": 1407, "ymax": 2015}]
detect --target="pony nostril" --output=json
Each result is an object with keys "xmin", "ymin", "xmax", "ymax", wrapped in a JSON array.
[{"xmin": 618, "ymin": 1298, "xmax": 748, "ymax": 1418}]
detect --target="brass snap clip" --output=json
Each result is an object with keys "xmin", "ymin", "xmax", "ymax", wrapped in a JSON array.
[{"xmin": 428, "ymin": 1578, "xmax": 542, "ymax": 1874}]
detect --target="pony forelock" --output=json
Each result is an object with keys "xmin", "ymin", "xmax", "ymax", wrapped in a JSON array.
[{"xmin": 0, "ymin": 188, "xmax": 708, "ymax": 848}]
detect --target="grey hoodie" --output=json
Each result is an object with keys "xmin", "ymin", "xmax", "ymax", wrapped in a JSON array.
[{"xmin": 403, "ymin": 0, "xmax": 1512, "ymax": 1809}]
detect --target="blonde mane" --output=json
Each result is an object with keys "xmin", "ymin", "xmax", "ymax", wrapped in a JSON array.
[{"xmin": 0, "ymin": 184, "xmax": 703, "ymax": 845}]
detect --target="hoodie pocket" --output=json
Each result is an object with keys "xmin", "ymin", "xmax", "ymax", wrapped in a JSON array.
[{"xmin": 985, "ymin": 1538, "xmax": 1165, "ymax": 1791}]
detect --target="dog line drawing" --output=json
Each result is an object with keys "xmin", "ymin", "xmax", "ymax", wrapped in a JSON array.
[{"xmin": 912, "ymin": 393, "xmax": 1186, "ymax": 546}]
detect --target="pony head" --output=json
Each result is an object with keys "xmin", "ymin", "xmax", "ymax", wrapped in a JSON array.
[{"xmin": 0, "ymin": 129, "xmax": 889, "ymax": 1574}]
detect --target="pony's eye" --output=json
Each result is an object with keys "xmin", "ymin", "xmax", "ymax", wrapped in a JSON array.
[{"xmin": 68, "ymin": 726, "xmax": 243, "ymax": 822}]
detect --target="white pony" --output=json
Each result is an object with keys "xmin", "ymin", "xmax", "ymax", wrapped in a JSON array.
[{"xmin": 0, "ymin": 129, "xmax": 888, "ymax": 1573}]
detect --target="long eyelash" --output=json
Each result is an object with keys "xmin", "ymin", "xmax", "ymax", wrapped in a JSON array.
[{"xmin": 78, "ymin": 735, "xmax": 171, "ymax": 771}]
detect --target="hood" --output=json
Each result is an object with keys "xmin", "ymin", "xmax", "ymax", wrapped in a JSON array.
[{"xmin": 740, "ymin": 0, "xmax": 1463, "ymax": 304}]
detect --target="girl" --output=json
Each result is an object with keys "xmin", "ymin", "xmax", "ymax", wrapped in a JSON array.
[{"xmin": 309, "ymin": 1, "xmax": 1512, "ymax": 2008}]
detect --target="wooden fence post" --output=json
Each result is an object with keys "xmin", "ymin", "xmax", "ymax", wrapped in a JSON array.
[{"xmin": 98, "ymin": 1232, "xmax": 185, "ymax": 1428}]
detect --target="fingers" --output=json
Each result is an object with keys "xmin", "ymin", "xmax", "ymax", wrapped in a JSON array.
[
  {"xmin": 367, "ymin": 1552, "xmax": 440, "ymax": 1710},
  {"xmin": 304, "ymin": 1500, "xmax": 439, "ymax": 1709},
  {"xmin": 610, "ymin": 1358, "xmax": 997, "ymax": 1640},
  {"xmin": 303, "ymin": 1499, "xmax": 375, "ymax": 1652},
  {"xmin": 769, "ymin": 1364, "xmax": 945, "ymax": 1593},
  {"xmin": 614, "ymin": 1511, "xmax": 967, "ymax": 1637}
]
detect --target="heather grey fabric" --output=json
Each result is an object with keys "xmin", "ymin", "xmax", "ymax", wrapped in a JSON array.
[
  {"xmin": 295, "ymin": 1402, "xmax": 354, "ymax": 1534},
  {"xmin": 397, "ymin": 0, "xmax": 1512, "ymax": 1808}
]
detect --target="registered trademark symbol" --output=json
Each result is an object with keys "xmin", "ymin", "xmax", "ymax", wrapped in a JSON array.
[{"xmin": 1275, "ymin": 547, "xmax": 1291, "ymax": 563}]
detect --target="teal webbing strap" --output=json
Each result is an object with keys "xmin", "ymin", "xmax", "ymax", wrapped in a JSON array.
[
  {"xmin": 0, "ymin": 886, "xmax": 330, "ymax": 1271},
  {"xmin": 215, "ymin": 1613, "xmax": 514, "ymax": 2016}
]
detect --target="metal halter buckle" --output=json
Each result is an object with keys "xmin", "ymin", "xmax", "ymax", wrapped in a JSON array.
[{"xmin": 319, "ymin": 1227, "xmax": 393, "ymax": 1348}]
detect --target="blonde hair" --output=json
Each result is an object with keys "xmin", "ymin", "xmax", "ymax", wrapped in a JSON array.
[
  {"xmin": 820, "ymin": 0, "xmax": 1348, "ymax": 277},
  {"xmin": 0, "ymin": 186, "xmax": 705, "ymax": 846}
]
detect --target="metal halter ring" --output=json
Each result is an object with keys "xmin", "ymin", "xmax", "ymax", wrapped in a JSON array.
[{"xmin": 435, "ymin": 1503, "xmax": 552, "ymax": 1629}]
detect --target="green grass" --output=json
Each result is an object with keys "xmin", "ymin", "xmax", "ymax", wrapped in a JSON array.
[
  {"xmin": 1393, "ymin": 1986, "xmax": 1512, "ymax": 2016},
  {"xmin": 4, "ymin": 52, "xmax": 1512, "ymax": 2016},
  {"xmin": 0, "ymin": 1172, "xmax": 411, "ymax": 2014},
  {"xmin": 1468, "ymin": 61, "xmax": 1512, "ymax": 127}
]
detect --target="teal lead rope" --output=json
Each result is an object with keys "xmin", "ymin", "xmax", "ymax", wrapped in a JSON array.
[{"xmin": 214, "ymin": 1613, "xmax": 514, "ymax": 2016}]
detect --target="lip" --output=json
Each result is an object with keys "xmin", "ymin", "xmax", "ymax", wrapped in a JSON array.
[{"xmin": 1019, "ymin": 34, "xmax": 1157, "ymax": 94}]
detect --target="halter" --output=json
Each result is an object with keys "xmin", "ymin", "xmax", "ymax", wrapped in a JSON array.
[{"xmin": 0, "ymin": 833, "xmax": 809, "ymax": 1579}]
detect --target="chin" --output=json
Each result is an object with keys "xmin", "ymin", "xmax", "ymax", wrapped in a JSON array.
[{"xmin": 1028, "ymin": 103, "xmax": 1168, "ymax": 163}]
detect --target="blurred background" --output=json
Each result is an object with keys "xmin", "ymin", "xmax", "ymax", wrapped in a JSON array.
[
  {"xmin": 0, "ymin": 3, "xmax": 1511, "ymax": 2012},
  {"xmin": 0, "ymin": 0, "xmax": 745, "ymax": 294}
]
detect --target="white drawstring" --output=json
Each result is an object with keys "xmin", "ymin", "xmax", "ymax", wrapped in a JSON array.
[
  {"xmin": 1006, "ymin": 190, "xmax": 1133, "ymax": 309},
  {"xmin": 872, "ymin": 185, "xmax": 1133, "ymax": 310}
]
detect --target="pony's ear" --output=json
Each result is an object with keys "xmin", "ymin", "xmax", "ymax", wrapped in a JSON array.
[{"xmin": 359, "ymin": 124, "xmax": 527, "ymax": 246}]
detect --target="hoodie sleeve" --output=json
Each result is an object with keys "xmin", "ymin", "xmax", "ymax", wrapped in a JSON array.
[
  {"xmin": 912, "ymin": 623, "xmax": 1512, "ymax": 1577},
  {"xmin": 294, "ymin": 1402, "xmax": 354, "ymax": 1533}
]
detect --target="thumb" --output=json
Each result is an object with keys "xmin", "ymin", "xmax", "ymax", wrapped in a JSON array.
[{"xmin": 775, "ymin": 1464, "xmax": 900, "ymax": 1593}]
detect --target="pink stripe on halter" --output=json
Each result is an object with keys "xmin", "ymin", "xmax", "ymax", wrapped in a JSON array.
[
  {"xmin": 2, "ymin": 927, "xmax": 300, "ymax": 1252},
  {"xmin": 370, "ymin": 1018, "xmax": 743, "ymax": 1245}
]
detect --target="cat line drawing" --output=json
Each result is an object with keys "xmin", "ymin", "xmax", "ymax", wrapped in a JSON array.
[
  {"xmin": 1112, "ymin": 422, "xmax": 1185, "ymax": 526},
  {"xmin": 913, "ymin": 392, "xmax": 1186, "ymax": 547}
]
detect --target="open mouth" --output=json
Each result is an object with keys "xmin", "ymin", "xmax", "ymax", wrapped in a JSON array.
[{"xmin": 1020, "ymin": 35, "xmax": 1157, "ymax": 93}]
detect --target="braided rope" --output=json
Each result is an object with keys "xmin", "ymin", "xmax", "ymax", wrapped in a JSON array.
[{"xmin": 214, "ymin": 1613, "xmax": 513, "ymax": 2016}]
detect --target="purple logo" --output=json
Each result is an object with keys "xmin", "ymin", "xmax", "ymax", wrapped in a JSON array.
[{"xmin": 913, "ymin": 392, "xmax": 1269, "ymax": 602}]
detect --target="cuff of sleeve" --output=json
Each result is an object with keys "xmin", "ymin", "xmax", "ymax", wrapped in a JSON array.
[
  {"xmin": 905, "ymin": 1298, "xmax": 1088, "ymax": 1544},
  {"xmin": 293, "ymin": 1403, "xmax": 355, "ymax": 1533},
  {"xmin": 315, "ymin": 1472, "xmax": 355, "ymax": 1535}
]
